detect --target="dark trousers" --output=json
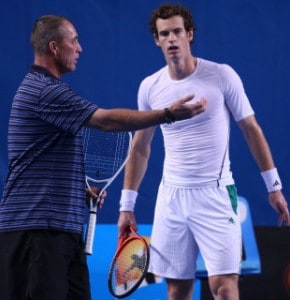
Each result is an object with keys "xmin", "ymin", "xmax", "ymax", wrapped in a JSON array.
[{"xmin": 0, "ymin": 230, "xmax": 91, "ymax": 300}]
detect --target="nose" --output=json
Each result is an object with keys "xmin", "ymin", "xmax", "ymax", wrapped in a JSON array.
[
  {"xmin": 77, "ymin": 42, "xmax": 83, "ymax": 53},
  {"xmin": 168, "ymin": 32, "xmax": 176, "ymax": 43}
]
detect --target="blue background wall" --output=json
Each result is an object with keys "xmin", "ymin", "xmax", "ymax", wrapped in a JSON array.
[{"xmin": 1, "ymin": 0, "xmax": 289, "ymax": 226}]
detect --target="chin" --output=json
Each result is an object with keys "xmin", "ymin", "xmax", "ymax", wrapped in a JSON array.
[{"xmin": 68, "ymin": 66, "xmax": 76, "ymax": 73}]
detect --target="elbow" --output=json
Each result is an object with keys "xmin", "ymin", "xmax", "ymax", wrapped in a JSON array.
[{"xmin": 85, "ymin": 108, "xmax": 117, "ymax": 132}]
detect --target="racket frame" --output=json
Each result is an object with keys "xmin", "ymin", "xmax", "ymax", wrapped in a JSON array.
[
  {"xmin": 83, "ymin": 130, "xmax": 132, "ymax": 255},
  {"xmin": 108, "ymin": 227, "xmax": 150, "ymax": 298}
]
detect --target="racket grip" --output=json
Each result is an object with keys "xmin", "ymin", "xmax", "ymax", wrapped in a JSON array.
[{"xmin": 84, "ymin": 211, "xmax": 97, "ymax": 255}]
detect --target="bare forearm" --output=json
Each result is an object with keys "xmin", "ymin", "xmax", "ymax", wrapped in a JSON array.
[
  {"xmin": 247, "ymin": 131, "xmax": 274, "ymax": 171},
  {"xmin": 239, "ymin": 116, "xmax": 275, "ymax": 171},
  {"xmin": 85, "ymin": 95, "xmax": 207, "ymax": 131},
  {"xmin": 123, "ymin": 148, "xmax": 149, "ymax": 191},
  {"xmin": 87, "ymin": 108, "xmax": 166, "ymax": 131}
]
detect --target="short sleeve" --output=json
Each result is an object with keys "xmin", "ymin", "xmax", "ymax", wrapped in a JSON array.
[
  {"xmin": 38, "ymin": 82, "xmax": 98, "ymax": 134},
  {"xmin": 219, "ymin": 64, "xmax": 254, "ymax": 122}
]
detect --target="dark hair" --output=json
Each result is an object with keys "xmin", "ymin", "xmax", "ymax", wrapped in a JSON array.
[
  {"xmin": 149, "ymin": 3, "xmax": 196, "ymax": 37},
  {"xmin": 30, "ymin": 15, "xmax": 70, "ymax": 54}
]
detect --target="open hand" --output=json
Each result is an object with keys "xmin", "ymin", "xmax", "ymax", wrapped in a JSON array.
[{"xmin": 169, "ymin": 94, "xmax": 207, "ymax": 121}]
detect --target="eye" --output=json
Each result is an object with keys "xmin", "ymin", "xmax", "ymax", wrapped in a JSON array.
[
  {"xmin": 159, "ymin": 31, "xmax": 169, "ymax": 37},
  {"xmin": 173, "ymin": 29, "xmax": 183, "ymax": 35},
  {"xmin": 71, "ymin": 36, "xmax": 79, "ymax": 45}
]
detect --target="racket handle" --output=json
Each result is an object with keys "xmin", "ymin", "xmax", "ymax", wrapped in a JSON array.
[{"xmin": 84, "ymin": 211, "xmax": 97, "ymax": 255}]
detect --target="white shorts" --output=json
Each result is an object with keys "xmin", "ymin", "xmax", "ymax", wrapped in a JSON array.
[{"xmin": 148, "ymin": 181, "xmax": 242, "ymax": 279}]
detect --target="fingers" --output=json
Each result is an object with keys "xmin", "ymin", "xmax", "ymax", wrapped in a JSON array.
[
  {"xmin": 199, "ymin": 97, "xmax": 207, "ymax": 106},
  {"xmin": 179, "ymin": 94, "xmax": 207, "ymax": 106},
  {"xmin": 278, "ymin": 212, "xmax": 290, "ymax": 227},
  {"xmin": 180, "ymin": 93, "xmax": 195, "ymax": 103},
  {"xmin": 118, "ymin": 224, "xmax": 133, "ymax": 239},
  {"xmin": 117, "ymin": 211, "xmax": 136, "ymax": 238},
  {"xmin": 169, "ymin": 95, "xmax": 207, "ymax": 122},
  {"xmin": 187, "ymin": 97, "xmax": 207, "ymax": 117},
  {"xmin": 281, "ymin": 211, "xmax": 290, "ymax": 226},
  {"xmin": 274, "ymin": 200, "xmax": 290, "ymax": 226},
  {"xmin": 118, "ymin": 226, "xmax": 128, "ymax": 239},
  {"xmin": 97, "ymin": 190, "xmax": 107, "ymax": 208},
  {"xmin": 194, "ymin": 97, "xmax": 207, "ymax": 111},
  {"xmin": 86, "ymin": 188, "xmax": 97, "ymax": 199},
  {"xmin": 85, "ymin": 187, "xmax": 107, "ymax": 208},
  {"xmin": 269, "ymin": 194, "xmax": 289, "ymax": 226},
  {"xmin": 183, "ymin": 96, "xmax": 207, "ymax": 112}
]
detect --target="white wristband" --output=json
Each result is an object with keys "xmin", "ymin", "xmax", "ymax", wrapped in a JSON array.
[
  {"xmin": 119, "ymin": 189, "xmax": 138, "ymax": 212},
  {"xmin": 261, "ymin": 168, "xmax": 282, "ymax": 192}
]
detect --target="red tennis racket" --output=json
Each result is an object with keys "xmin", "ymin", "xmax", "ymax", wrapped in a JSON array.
[{"xmin": 108, "ymin": 226, "xmax": 150, "ymax": 298}]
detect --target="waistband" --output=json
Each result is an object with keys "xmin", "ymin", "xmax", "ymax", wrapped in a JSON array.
[{"xmin": 161, "ymin": 176, "xmax": 235, "ymax": 189}]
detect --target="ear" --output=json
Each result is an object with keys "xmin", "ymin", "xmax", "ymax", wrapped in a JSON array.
[
  {"xmin": 153, "ymin": 34, "xmax": 161, "ymax": 47},
  {"xmin": 49, "ymin": 41, "xmax": 58, "ymax": 56},
  {"xmin": 188, "ymin": 29, "xmax": 194, "ymax": 43}
]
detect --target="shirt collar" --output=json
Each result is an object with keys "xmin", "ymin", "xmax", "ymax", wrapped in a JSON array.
[{"xmin": 29, "ymin": 64, "xmax": 58, "ymax": 79}]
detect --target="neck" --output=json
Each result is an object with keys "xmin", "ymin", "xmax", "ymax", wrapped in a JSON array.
[
  {"xmin": 34, "ymin": 55, "xmax": 62, "ymax": 79},
  {"xmin": 168, "ymin": 56, "xmax": 197, "ymax": 80}
]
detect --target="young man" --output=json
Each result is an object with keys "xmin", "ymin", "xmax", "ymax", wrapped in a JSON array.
[
  {"xmin": 118, "ymin": 4, "xmax": 290, "ymax": 300},
  {"xmin": 0, "ymin": 15, "xmax": 207, "ymax": 300}
]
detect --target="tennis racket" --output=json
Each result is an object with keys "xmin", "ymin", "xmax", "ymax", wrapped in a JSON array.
[
  {"xmin": 82, "ymin": 128, "xmax": 132, "ymax": 255},
  {"xmin": 108, "ymin": 226, "xmax": 150, "ymax": 298}
]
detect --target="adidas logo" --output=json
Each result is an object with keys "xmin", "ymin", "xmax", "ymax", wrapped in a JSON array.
[
  {"xmin": 273, "ymin": 180, "xmax": 280, "ymax": 187},
  {"xmin": 228, "ymin": 217, "xmax": 235, "ymax": 224}
]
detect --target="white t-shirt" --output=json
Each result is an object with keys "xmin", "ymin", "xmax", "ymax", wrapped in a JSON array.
[{"xmin": 138, "ymin": 57, "xmax": 254, "ymax": 187}]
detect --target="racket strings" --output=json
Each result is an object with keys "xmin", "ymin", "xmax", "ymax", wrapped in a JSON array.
[
  {"xmin": 82, "ymin": 129, "xmax": 130, "ymax": 180},
  {"xmin": 112, "ymin": 133, "xmax": 128, "ymax": 174},
  {"xmin": 111, "ymin": 239, "xmax": 148, "ymax": 296}
]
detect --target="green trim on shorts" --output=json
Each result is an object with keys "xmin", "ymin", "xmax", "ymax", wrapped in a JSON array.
[{"xmin": 226, "ymin": 184, "xmax": 238, "ymax": 214}]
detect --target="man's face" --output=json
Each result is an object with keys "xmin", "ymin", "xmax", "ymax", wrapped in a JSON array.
[
  {"xmin": 54, "ymin": 20, "xmax": 82, "ymax": 74},
  {"xmin": 154, "ymin": 16, "xmax": 193, "ymax": 63}
]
